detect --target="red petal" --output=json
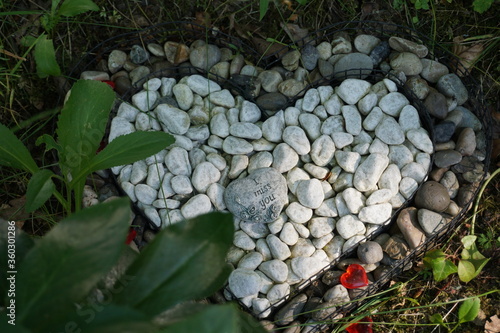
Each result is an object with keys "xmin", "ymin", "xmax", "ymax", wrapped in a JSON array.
[
  {"xmin": 346, "ymin": 317, "xmax": 373, "ymax": 333},
  {"xmin": 340, "ymin": 264, "xmax": 369, "ymax": 289},
  {"xmin": 125, "ymin": 229, "xmax": 137, "ymax": 245},
  {"xmin": 101, "ymin": 80, "xmax": 116, "ymax": 89}
]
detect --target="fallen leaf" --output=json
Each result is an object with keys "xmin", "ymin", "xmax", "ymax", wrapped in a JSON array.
[
  {"xmin": 485, "ymin": 315, "xmax": 500, "ymax": 333},
  {"xmin": 452, "ymin": 36, "xmax": 484, "ymax": 76},
  {"xmin": 280, "ymin": 22, "xmax": 310, "ymax": 45},
  {"xmin": 195, "ymin": 11, "xmax": 211, "ymax": 27},
  {"xmin": 361, "ymin": 2, "xmax": 379, "ymax": 20},
  {"xmin": 281, "ymin": 0, "xmax": 294, "ymax": 11},
  {"xmin": 229, "ymin": 15, "xmax": 261, "ymax": 41},
  {"xmin": 251, "ymin": 37, "xmax": 289, "ymax": 58}
]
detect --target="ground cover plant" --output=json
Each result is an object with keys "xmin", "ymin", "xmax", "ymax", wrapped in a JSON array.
[
  {"xmin": 1, "ymin": 0, "xmax": 499, "ymax": 332},
  {"xmin": 0, "ymin": 200, "xmax": 266, "ymax": 332}
]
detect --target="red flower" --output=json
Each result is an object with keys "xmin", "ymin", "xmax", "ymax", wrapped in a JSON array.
[
  {"xmin": 101, "ymin": 80, "xmax": 116, "ymax": 89},
  {"xmin": 340, "ymin": 264, "xmax": 369, "ymax": 289},
  {"xmin": 125, "ymin": 229, "xmax": 137, "ymax": 245},
  {"xmin": 346, "ymin": 316, "xmax": 373, "ymax": 333}
]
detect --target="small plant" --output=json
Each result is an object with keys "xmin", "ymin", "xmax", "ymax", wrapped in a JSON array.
[
  {"xmin": 327, "ymin": 277, "xmax": 497, "ymax": 332},
  {"xmin": 423, "ymin": 236, "xmax": 490, "ymax": 283},
  {"xmin": 0, "ymin": 199, "xmax": 265, "ymax": 332},
  {"xmin": 0, "ymin": 79, "xmax": 174, "ymax": 215},
  {"xmin": 17, "ymin": 0, "xmax": 100, "ymax": 78},
  {"xmin": 429, "ymin": 297, "xmax": 481, "ymax": 332},
  {"xmin": 477, "ymin": 229, "xmax": 500, "ymax": 250},
  {"xmin": 392, "ymin": 0, "xmax": 496, "ymax": 23}
]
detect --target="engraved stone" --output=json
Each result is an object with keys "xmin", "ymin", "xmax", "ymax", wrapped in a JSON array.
[{"xmin": 224, "ymin": 168, "xmax": 288, "ymax": 223}]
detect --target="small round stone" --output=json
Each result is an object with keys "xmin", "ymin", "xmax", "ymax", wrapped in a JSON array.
[
  {"xmin": 414, "ymin": 181, "xmax": 451, "ymax": 213},
  {"xmin": 286, "ymin": 202, "xmax": 313, "ymax": 223},
  {"xmin": 180, "ymin": 194, "xmax": 211, "ymax": 219},
  {"xmin": 130, "ymin": 45, "xmax": 149, "ymax": 64},
  {"xmin": 296, "ymin": 179, "xmax": 325, "ymax": 209},
  {"xmin": 228, "ymin": 269, "xmax": 263, "ymax": 298},
  {"xmin": 357, "ymin": 241, "xmax": 383, "ymax": 264}
]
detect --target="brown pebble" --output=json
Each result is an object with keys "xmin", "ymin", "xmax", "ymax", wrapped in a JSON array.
[
  {"xmin": 430, "ymin": 167, "xmax": 449, "ymax": 182},
  {"xmin": 396, "ymin": 207, "xmax": 426, "ymax": 249},
  {"xmin": 414, "ymin": 181, "xmax": 451, "ymax": 212},
  {"xmin": 456, "ymin": 127, "xmax": 476, "ymax": 156},
  {"xmin": 382, "ymin": 235, "xmax": 410, "ymax": 260}
]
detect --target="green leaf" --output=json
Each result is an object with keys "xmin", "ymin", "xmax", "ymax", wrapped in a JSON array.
[
  {"xmin": 423, "ymin": 249, "xmax": 457, "ymax": 282},
  {"xmin": 458, "ymin": 258, "xmax": 490, "ymax": 283},
  {"xmin": 159, "ymin": 303, "xmax": 266, "ymax": 333},
  {"xmin": 295, "ymin": 0, "xmax": 308, "ymax": 5},
  {"xmin": 113, "ymin": 212, "xmax": 234, "ymax": 315},
  {"xmin": 72, "ymin": 131, "xmax": 174, "ymax": 185},
  {"xmin": 458, "ymin": 260, "xmax": 476, "ymax": 283},
  {"xmin": 34, "ymin": 35, "xmax": 61, "ymax": 78},
  {"xmin": 160, "ymin": 304, "xmax": 237, "ymax": 333},
  {"xmin": 16, "ymin": 198, "xmax": 131, "ymax": 332},
  {"xmin": 259, "ymin": 0, "xmax": 269, "ymax": 20},
  {"xmin": 25, "ymin": 169, "xmax": 56, "ymax": 212},
  {"xmin": 429, "ymin": 313, "xmax": 447, "ymax": 328},
  {"xmin": 36, "ymin": 133, "xmax": 62, "ymax": 154},
  {"xmin": 56, "ymin": 79, "xmax": 114, "ymax": 182},
  {"xmin": 236, "ymin": 308, "xmax": 269, "ymax": 333},
  {"xmin": 58, "ymin": 0, "xmax": 99, "ymax": 17},
  {"xmin": 0, "ymin": 123, "xmax": 39, "ymax": 173},
  {"xmin": 461, "ymin": 235, "xmax": 477, "ymax": 249},
  {"xmin": 461, "ymin": 240, "xmax": 486, "ymax": 261},
  {"xmin": 63, "ymin": 304, "xmax": 155, "ymax": 333},
  {"xmin": 473, "ymin": 0, "xmax": 494, "ymax": 13},
  {"xmin": 458, "ymin": 238, "xmax": 490, "ymax": 282},
  {"xmin": 458, "ymin": 297, "xmax": 480, "ymax": 323},
  {"xmin": 0, "ymin": 315, "xmax": 30, "ymax": 333}
]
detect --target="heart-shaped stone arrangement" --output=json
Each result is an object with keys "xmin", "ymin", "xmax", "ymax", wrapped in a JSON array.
[
  {"xmin": 93, "ymin": 27, "xmax": 488, "ymax": 323},
  {"xmin": 108, "ymin": 72, "xmax": 434, "ymax": 308}
]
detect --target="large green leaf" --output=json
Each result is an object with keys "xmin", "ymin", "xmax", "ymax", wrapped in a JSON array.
[
  {"xmin": 458, "ymin": 297, "xmax": 480, "ymax": 323},
  {"xmin": 0, "ymin": 222, "xmax": 34, "ymax": 307},
  {"xmin": 236, "ymin": 306, "xmax": 269, "ymax": 333},
  {"xmin": 0, "ymin": 123, "xmax": 38, "ymax": 173},
  {"xmin": 0, "ymin": 314, "xmax": 30, "ymax": 333},
  {"xmin": 58, "ymin": 0, "xmax": 99, "ymax": 17},
  {"xmin": 16, "ymin": 198, "xmax": 130, "ymax": 332},
  {"xmin": 25, "ymin": 169, "xmax": 56, "ymax": 212},
  {"xmin": 56, "ymin": 79, "xmax": 114, "ymax": 181},
  {"xmin": 61, "ymin": 304, "xmax": 155, "ymax": 333},
  {"xmin": 159, "ymin": 303, "xmax": 266, "ymax": 333},
  {"xmin": 72, "ymin": 131, "xmax": 174, "ymax": 185},
  {"xmin": 113, "ymin": 212, "xmax": 234, "ymax": 315},
  {"xmin": 34, "ymin": 35, "xmax": 61, "ymax": 78}
]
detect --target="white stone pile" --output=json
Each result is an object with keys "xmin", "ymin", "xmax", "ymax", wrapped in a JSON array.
[{"xmin": 109, "ymin": 72, "xmax": 433, "ymax": 317}]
